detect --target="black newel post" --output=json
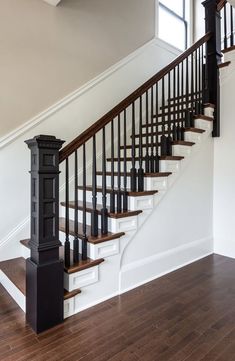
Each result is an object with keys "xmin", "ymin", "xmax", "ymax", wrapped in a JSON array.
[
  {"xmin": 202, "ymin": 0, "xmax": 222, "ymax": 137},
  {"xmin": 25, "ymin": 135, "xmax": 65, "ymax": 334}
]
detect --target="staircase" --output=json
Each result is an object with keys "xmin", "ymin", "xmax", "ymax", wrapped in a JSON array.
[{"xmin": 0, "ymin": 0, "xmax": 234, "ymax": 334}]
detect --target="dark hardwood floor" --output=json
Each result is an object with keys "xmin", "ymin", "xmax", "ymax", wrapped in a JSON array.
[{"xmin": 1, "ymin": 254, "xmax": 235, "ymax": 360}]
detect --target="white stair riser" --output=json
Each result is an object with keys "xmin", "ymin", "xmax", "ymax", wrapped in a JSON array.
[
  {"xmin": 204, "ymin": 107, "xmax": 214, "ymax": 118},
  {"xmin": 60, "ymin": 207, "xmax": 138, "ymax": 233},
  {"xmin": 160, "ymin": 160, "xmax": 181, "ymax": 173},
  {"xmin": 106, "ymin": 159, "xmax": 182, "ymax": 173},
  {"xmin": 184, "ymin": 131, "xmax": 203, "ymax": 143},
  {"xmin": 77, "ymin": 189, "xmax": 155, "ymax": 211},
  {"xmin": 172, "ymin": 144, "xmax": 192, "ymax": 157},
  {"xmin": 20, "ymin": 237, "xmax": 120, "ymax": 261},
  {"xmin": 194, "ymin": 118, "xmax": 213, "ymax": 132},
  {"xmin": 96, "ymin": 175, "xmax": 168, "ymax": 191},
  {"xmin": 120, "ymin": 144, "xmax": 192, "ymax": 158},
  {"xmin": 64, "ymin": 265, "xmax": 99, "ymax": 292}
]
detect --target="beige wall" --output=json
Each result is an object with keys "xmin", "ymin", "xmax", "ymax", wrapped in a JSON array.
[{"xmin": 0, "ymin": 0, "xmax": 155, "ymax": 137}]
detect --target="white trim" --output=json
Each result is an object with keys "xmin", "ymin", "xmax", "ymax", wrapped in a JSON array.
[
  {"xmin": 120, "ymin": 236, "xmax": 213, "ymax": 293},
  {"xmin": 74, "ymin": 291, "xmax": 119, "ymax": 314},
  {"xmin": 0, "ymin": 217, "xmax": 29, "ymax": 249},
  {"xmin": 0, "ymin": 38, "xmax": 180, "ymax": 150},
  {"xmin": 0, "ymin": 270, "xmax": 25, "ymax": 312}
]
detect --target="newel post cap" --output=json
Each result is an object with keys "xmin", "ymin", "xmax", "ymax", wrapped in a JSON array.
[{"xmin": 25, "ymin": 135, "xmax": 65, "ymax": 150}]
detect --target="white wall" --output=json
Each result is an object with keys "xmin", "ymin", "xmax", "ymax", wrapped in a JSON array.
[
  {"xmin": 214, "ymin": 50, "xmax": 235, "ymax": 258},
  {"xmin": 121, "ymin": 136, "xmax": 214, "ymax": 290},
  {"xmin": 0, "ymin": 38, "xmax": 181, "ymax": 261}
]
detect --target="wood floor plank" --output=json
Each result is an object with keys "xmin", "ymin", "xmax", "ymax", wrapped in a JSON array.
[{"xmin": 1, "ymin": 255, "xmax": 235, "ymax": 360}]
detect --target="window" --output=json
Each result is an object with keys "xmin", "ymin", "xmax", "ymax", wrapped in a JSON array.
[{"xmin": 158, "ymin": 0, "xmax": 190, "ymax": 50}]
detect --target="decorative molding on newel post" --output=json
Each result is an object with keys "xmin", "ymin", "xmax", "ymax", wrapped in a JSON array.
[{"xmin": 25, "ymin": 135, "xmax": 65, "ymax": 334}]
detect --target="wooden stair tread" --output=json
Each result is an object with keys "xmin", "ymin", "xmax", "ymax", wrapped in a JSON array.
[
  {"xmin": 203, "ymin": 104, "xmax": 215, "ymax": 109},
  {"xmin": 60, "ymin": 201, "xmax": 142, "ymax": 219},
  {"xmin": 96, "ymin": 171, "xmax": 172, "ymax": 178},
  {"xmin": 106, "ymin": 156, "xmax": 184, "ymax": 162},
  {"xmin": 167, "ymin": 91, "xmax": 202, "ymax": 102},
  {"xmin": 64, "ymin": 288, "xmax": 81, "ymax": 301},
  {"xmin": 77, "ymin": 185, "xmax": 158, "ymax": 197},
  {"xmin": 64, "ymin": 253, "xmax": 104, "ymax": 274},
  {"xmin": 59, "ymin": 218, "xmax": 125, "ymax": 244},
  {"xmin": 184, "ymin": 127, "xmax": 205, "ymax": 133},
  {"xmin": 218, "ymin": 61, "xmax": 231, "ymax": 69},
  {"xmin": 195, "ymin": 114, "xmax": 213, "ymax": 120},
  {"xmin": 160, "ymin": 100, "xmax": 207, "ymax": 109},
  {"xmin": 0, "ymin": 257, "xmax": 82, "ymax": 298},
  {"xmin": 120, "ymin": 141, "xmax": 195, "ymax": 149},
  {"xmin": 222, "ymin": 45, "xmax": 235, "ymax": 54},
  {"xmin": 20, "ymin": 240, "xmax": 104, "ymax": 274},
  {"xmin": 132, "ymin": 128, "xmax": 205, "ymax": 138},
  {"xmin": 154, "ymin": 109, "xmax": 194, "ymax": 117},
  {"xmin": 141, "ymin": 114, "xmax": 213, "ymax": 129},
  {"xmin": 0, "ymin": 257, "xmax": 26, "ymax": 295}
]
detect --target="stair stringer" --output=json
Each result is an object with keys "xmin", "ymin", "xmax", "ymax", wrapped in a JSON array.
[
  {"xmin": 56, "ymin": 117, "xmax": 214, "ymax": 316},
  {"xmin": 119, "ymin": 125, "xmax": 214, "ymax": 293}
]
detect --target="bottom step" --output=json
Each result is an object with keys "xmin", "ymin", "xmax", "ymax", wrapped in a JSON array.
[{"xmin": 0, "ymin": 257, "xmax": 81, "ymax": 315}]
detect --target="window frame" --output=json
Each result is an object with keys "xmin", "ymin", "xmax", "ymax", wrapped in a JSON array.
[{"xmin": 158, "ymin": 0, "xmax": 189, "ymax": 50}]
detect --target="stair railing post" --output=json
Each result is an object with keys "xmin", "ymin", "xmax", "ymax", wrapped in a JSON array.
[
  {"xmin": 25, "ymin": 135, "xmax": 65, "ymax": 334},
  {"xmin": 202, "ymin": 0, "xmax": 222, "ymax": 137}
]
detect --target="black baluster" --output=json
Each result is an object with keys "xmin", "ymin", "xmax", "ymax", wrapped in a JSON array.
[
  {"xmin": 145, "ymin": 91, "xmax": 150, "ymax": 173},
  {"xmin": 138, "ymin": 96, "xmax": 144, "ymax": 191},
  {"xmin": 117, "ymin": 115, "xmax": 122, "ymax": 212},
  {"xmin": 195, "ymin": 49, "xmax": 200, "ymax": 115},
  {"xmin": 64, "ymin": 158, "xmax": 70, "ymax": 268},
  {"xmin": 82, "ymin": 144, "xmax": 88, "ymax": 260},
  {"xmin": 190, "ymin": 52, "xmax": 195, "ymax": 127},
  {"xmin": 91, "ymin": 135, "xmax": 98, "ymax": 237},
  {"xmin": 230, "ymin": 5, "xmax": 234, "ymax": 47},
  {"xmin": 185, "ymin": 57, "xmax": 191, "ymax": 128},
  {"xmin": 160, "ymin": 77, "xmax": 167, "ymax": 155},
  {"xmin": 180, "ymin": 61, "xmax": 185, "ymax": 140},
  {"xmin": 176, "ymin": 64, "xmax": 182, "ymax": 140},
  {"xmin": 73, "ymin": 150, "xmax": 79, "ymax": 264},
  {"xmin": 123, "ymin": 109, "xmax": 128, "ymax": 211},
  {"xmin": 172, "ymin": 67, "xmax": 177, "ymax": 141},
  {"xmin": 167, "ymin": 72, "xmax": 172, "ymax": 155},
  {"xmin": 224, "ymin": 4, "xmax": 228, "ymax": 49},
  {"xmin": 150, "ymin": 87, "xmax": 155, "ymax": 171},
  {"xmin": 131, "ymin": 102, "xmax": 137, "ymax": 191},
  {"xmin": 198, "ymin": 46, "xmax": 201, "ymax": 114},
  {"xmin": 155, "ymin": 82, "xmax": 160, "ymax": 172},
  {"xmin": 101, "ymin": 127, "xmax": 108, "ymax": 233},
  {"xmin": 110, "ymin": 119, "xmax": 115, "ymax": 213}
]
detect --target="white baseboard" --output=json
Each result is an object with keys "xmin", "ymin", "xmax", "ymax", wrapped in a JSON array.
[
  {"xmin": 120, "ymin": 236, "xmax": 213, "ymax": 293},
  {"xmin": 214, "ymin": 238, "xmax": 235, "ymax": 259}
]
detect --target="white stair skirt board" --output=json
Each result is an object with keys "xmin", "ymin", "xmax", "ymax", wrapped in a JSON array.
[
  {"xmin": 13, "ymin": 109, "xmax": 214, "ymax": 319},
  {"xmin": 0, "ymin": 270, "xmax": 25, "ymax": 312},
  {"xmin": 120, "ymin": 237, "xmax": 213, "ymax": 293}
]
